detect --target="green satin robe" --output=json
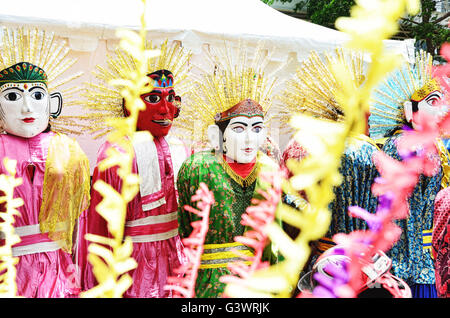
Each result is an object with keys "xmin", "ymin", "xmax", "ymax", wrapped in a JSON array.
[{"xmin": 177, "ymin": 150, "xmax": 279, "ymax": 298}]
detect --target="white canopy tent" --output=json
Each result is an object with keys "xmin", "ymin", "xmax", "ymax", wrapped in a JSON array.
[{"xmin": 0, "ymin": 0, "xmax": 416, "ymax": 171}]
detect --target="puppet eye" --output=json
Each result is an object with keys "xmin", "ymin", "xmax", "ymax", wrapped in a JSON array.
[
  {"xmin": 144, "ymin": 94, "xmax": 161, "ymax": 103},
  {"xmin": 232, "ymin": 126, "xmax": 245, "ymax": 133},
  {"xmin": 31, "ymin": 91, "xmax": 46, "ymax": 100},
  {"xmin": 252, "ymin": 126, "xmax": 263, "ymax": 133},
  {"xmin": 166, "ymin": 94, "xmax": 174, "ymax": 102},
  {"xmin": 4, "ymin": 92, "xmax": 22, "ymax": 101}
]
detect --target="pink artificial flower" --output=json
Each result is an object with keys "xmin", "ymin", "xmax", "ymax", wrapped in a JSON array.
[
  {"xmin": 372, "ymin": 151, "xmax": 419, "ymax": 218},
  {"xmin": 397, "ymin": 112, "xmax": 441, "ymax": 176},
  {"xmin": 439, "ymin": 112, "xmax": 450, "ymax": 137},
  {"xmin": 165, "ymin": 182, "xmax": 214, "ymax": 298},
  {"xmin": 220, "ymin": 171, "xmax": 282, "ymax": 295}
]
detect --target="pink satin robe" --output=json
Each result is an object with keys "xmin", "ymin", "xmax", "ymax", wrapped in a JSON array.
[
  {"xmin": 78, "ymin": 135, "xmax": 187, "ymax": 298},
  {"xmin": 0, "ymin": 132, "xmax": 80, "ymax": 298}
]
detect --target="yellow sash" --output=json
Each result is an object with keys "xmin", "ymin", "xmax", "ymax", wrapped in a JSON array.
[
  {"xmin": 39, "ymin": 133, "xmax": 90, "ymax": 253},
  {"xmin": 200, "ymin": 242, "xmax": 254, "ymax": 269}
]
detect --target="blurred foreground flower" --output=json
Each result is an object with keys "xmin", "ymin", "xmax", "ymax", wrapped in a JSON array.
[
  {"xmin": 165, "ymin": 183, "xmax": 214, "ymax": 298},
  {"xmin": 221, "ymin": 171, "xmax": 283, "ymax": 297},
  {"xmin": 81, "ymin": 0, "xmax": 157, "ymax": 298},
  {"xmin": 0, "ymin": 158, "xmax": 23, "ymax": 297}
]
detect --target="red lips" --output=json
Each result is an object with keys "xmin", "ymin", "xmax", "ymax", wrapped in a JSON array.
[{"xmin": 22, "ymin": 118, "xmax": 35, "ymax": 123}]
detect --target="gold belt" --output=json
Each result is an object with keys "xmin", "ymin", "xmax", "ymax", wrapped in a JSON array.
[{"xmin": 199, "ymin": 242, "xmax": 254, "ymax": 269}]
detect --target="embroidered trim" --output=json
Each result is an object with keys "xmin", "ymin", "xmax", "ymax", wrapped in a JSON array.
[
  {"xmin": 125, "ymin": 212, "xmax": 178, "ymax": 227},
  {"xmin": 12, "ymin": 241, "xmax": 61, "ymax": 257},
  {"xmin": 128, "ymin": 228, "xmax": 178, "ymax": 243},
  {"xmin": 436, "ymin": 138, "xmax": 450, "ymax": 189}
]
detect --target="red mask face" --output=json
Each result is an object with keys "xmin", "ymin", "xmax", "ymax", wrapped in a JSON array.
[{"xmin": 136, "ymin": 70, "xmax": 179, "ymax": 137}]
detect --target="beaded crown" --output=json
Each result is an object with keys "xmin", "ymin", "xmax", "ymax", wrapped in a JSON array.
[{"xmin": 0, "ymin": 62, "xmax": 47, "ymax": 85}]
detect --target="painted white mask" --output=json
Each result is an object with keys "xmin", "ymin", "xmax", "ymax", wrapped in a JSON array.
[
  {"xmin": 404, "ymin": 79, "xmax": 447, "ymax": 128},
  {"xmin": 222, "ymin": 116, "xmax": 267, "ymax": 163},
  {"xmin": 0, "ymin": 82, "xmax": 50, "ymax": 138}
]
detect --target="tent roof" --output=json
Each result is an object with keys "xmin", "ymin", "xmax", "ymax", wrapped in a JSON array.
[{"xmin": 0, "ymin": 0, "xmax": 414, "ymax": 60}]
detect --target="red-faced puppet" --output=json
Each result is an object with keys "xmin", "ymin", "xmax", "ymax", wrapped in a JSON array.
[{"xmin": 127, "ymin": 69, "xmax": 181, "ymax": 137}]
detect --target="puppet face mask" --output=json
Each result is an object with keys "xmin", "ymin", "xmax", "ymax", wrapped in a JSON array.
[
  {"xmin": 404, "ymin": 79, "xmax": 447, "ymax": 128},
  {"xmin": 137, "ymin": 70, "xmax": 180, "ymax": 137},
  {"xmin": 208, "ymin": 99, "xmax": 266, "ymax": 163},
  {"xmin": 222, "ymin": 115, "xmax": 266, "ymax": 163},
  {"xmin": 0, "ymin": 82, "xmax": 50, "ymax": 138}
]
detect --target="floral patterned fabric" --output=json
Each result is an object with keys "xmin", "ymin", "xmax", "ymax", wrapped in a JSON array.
[
  {"xmin": 177, "ymin": 150, "xmax": 278, "ymax": 298},
  {"xmin": 327, "ymin": 136, "xmax": 380, "ymax": 237},
  {"xmin": 382, "ymin": 133, "xmax": 442, "ymax": 287},
  {"xmin": 432, "ymin": 186, "xmax": 450, "ymax": 298}
]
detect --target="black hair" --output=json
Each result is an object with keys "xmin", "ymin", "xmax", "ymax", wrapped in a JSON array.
[
  {"xmin": 215, "ymin": 118, "xmax": 231, "ymax": 154},
  {"xmin": 411, "ymin": 100, "xmax": 419, "ymax": 113},
  {"xmin": 43, "ymin": 122, "xmax": 51, "ymax": 133},
  {"xmin": 148, "ymin": 69, "xmax": 173, "ymax": 78}
]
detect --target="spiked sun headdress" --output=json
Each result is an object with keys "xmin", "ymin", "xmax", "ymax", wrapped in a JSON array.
[
  {"xmin": 180, "ymin": 41, "xmax": 278, "ymax": 145},
  {"xmin": 368, "ymin": 50, "xmax": 439, "ymax": 139},
  {"xmin": 0, "ymin": 27, "xmax": 83, "ymax": 135},
  {"xmin": 83, "ymin": 39, "xmax": 193, "ymax": 139},
  {"xmin": 277, "ymin": 48, "xmax": 365, "ymax": 132}
]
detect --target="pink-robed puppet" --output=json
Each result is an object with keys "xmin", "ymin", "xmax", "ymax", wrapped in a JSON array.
[
  {"xmin": 0, "ymin": 29, "xmax": 90, "ymax": 298},
  {"xmin": 78, "ymin": 68, "xmax": 189, "ymax": 298}
]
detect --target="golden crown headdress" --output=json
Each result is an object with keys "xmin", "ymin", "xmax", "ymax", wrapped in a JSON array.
[
  {"xmin": 0, "ymin": 27, "xmax": 83, "ymax": 135},
  {"xmin": 83, "ymin": 39, "xmax": 193, "ymax": 139},
  {"xmin": 180, "ymin": 41, "xmax": 278, "ymax": 144},
  {"xmin": 277, "ymin": 48, "xmax": 365, "ymax": 132},
  {"xmin": 368, "ymin": 50, "xmax": 438, "ymax": 139}
]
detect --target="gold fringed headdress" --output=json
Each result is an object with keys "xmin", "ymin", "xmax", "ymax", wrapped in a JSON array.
[
  {"xmin": 180, "ymin": 41, "xmax": 277, "ymax": 144},
  {"xmin": 83, "ymin": 39, "xmax": 193, "ymax": 139},
  {"xmin": 0, "ymin": 27, "xmax": 83, "ymax": 135},
  {"xmin": 277, "ymin": 48, "xmax": 365, "ymax": 132}
]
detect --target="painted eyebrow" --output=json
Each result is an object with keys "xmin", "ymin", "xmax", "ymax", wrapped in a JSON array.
[
  {"xmin": 147, "ymin": 89, "xmax": 175, "ymax": 95},
  {"xmin": 29, "ymin": 86, "xmax": 46, "ymax": 92},
  {"xmin": 230, "ymin": 121, "xmax": 248, "ymax": 127},
  {"xmin": 2, "ymin": 87, "xmax": 24, "ymax": 93},
  {"xmin": 252, "ymin": 121, "xmax": 263, "ymax": 126},
  {"xmin": 425, "ymin": 93, "xmax": 440, "ymax": 100}
]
